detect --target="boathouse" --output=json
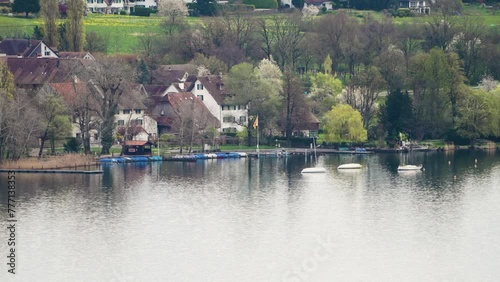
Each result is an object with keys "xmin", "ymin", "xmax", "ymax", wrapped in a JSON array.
[{"xmin": 122, "ymin": 140, "xmax": 153, "ymax": 156}]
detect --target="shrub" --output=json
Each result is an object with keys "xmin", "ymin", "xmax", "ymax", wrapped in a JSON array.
[
  {"xmin": 243, "ymin": 0, "xmax": 278, "ymax": 9},
  {"xmin": 119, "ymin": 10, "xmax": 127, "ymax": 15},
  {"xmin": 396, "ymin": 8, "xmax": 413, "ymax": 17},
  {"xmin": 132, "ymin": 7, "xmax": 150, "ymax": 17},
  {"xmin": 64, "ymin": 137, "xmax": 82, "ymax": 153},
  {"xmin": 0, "ymin": 6, "xmax": 12, "ymax": 14}
]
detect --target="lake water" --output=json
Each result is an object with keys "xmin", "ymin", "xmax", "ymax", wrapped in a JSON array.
[{"xmin": 1, "ymin": 150, "xmax": 500, "ymax": 281}]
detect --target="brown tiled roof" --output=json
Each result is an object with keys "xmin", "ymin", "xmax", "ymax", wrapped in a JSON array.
[
  {"xmin": 0, "ymin": 39, "xmax": 41, "ymax": 57},
  {"xmin": 150, "ymin": 92, "xmax": 220, "ymax": 128},
  {"xmin": 152, "ymin": 68, "xmax": 188, "ymax": 85},
  {"xmin": 295, "ymin": 112, "xmax": 320, "ymax": 131},
  {"xmin": 124, "ymin": 140, "xmax": 151, "ymax": 146},
  {"xmin": 6, "ymin": 57, "xmax": 77, "ymax": 85},
  {"xmin": 196, "ymin": 75, "xmax": 231, "ymax": 105},
  {"xmin": 144, "ymin": 84, "xmax": 169, "ymax": 97},
  {"xmin": 58, "ymin": 52, "xmax": 94, "ymax": 59}
]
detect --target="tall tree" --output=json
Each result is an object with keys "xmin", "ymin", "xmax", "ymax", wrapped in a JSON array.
[
  {"xmin": 194, "ymin": 0, "xmax": 217, "ymax": 16},
  {"xmin": 65, "ymin": 0, "xmax": 85, "ymax": 52},
  {"xmin": 323, "ymin": 104, "xmax": 367, "ymax": 143},
  {"xmin": 346, "ymin": 66, "xmax": 387, "ymax": 129},
  {"xmin": 85, "ymin": 57, "xmax": 134, "ymax": 155},
  {"xmin": 281, "ymin": 69, "xmax": 308, "ymax": 145},
  {"xmin": 307, "ymin": 72, "xmax": 343, "ymax": 117},
  {"xmin": 0, "ymin": 60, "xmax": 15, "ymax": 162},
  {"xmin": 12, "ymin": 0, "xmax": 40, "ymax": 18},
  {"xmin": 35, "ymin": 87, "xmax": 70, "ymax": 158},
  {"xmin": 379, "ymin": 89, "xmax": 414, "ymax": 143},
  {"xmin": 40, "ymin": 0, "xmax": 59, "ymax": 48},
  {"xmin": 408, "ymin": 48, "xmax": 466, "ymax": 139},
  {"xmin": 455, "ymin": 88, "xmax": 495, "ymax": 145}
]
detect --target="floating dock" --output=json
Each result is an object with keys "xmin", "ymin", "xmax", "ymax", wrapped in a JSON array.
[{"xmin": 0, "ymin": 169, "xmax": 103, "ymax": 174}]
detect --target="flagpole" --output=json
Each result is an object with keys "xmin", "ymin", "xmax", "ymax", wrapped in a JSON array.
[{"xmin": 257, "ymin": 125, "xmax": 259, "ymax": 158}]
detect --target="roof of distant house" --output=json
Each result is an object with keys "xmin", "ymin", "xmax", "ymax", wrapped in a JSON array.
[
  {"xmin": 0, "ymin": 39, "xmax": 42, "ymax": 57},
  {"xmin": 196, "ymin": 75, "xmax": 237, "ymax": 105},
  {"xmin": 124, "ymin": 140, "xmax": 152, "ymax": 146},
  {"xmin": 58, "ymin": 52, "xmax": 95, "ymax": 60},
  {"xmin": 6, "ymin": 57, "xmax": 78, "ymax": 85},
  {"xmin": 144, "ymin": 85, "xmax": 170, "ymax": 97}
]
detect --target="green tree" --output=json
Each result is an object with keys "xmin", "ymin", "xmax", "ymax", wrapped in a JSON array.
[
  {"xmin": 65, "ymin": 0, "xmax": 85, "ymax": 52},
  {"xmin": 408, "ymin": 48, "xmax": 466, "ymax": 139},
  {"xmin": 307, "ymin": 72, "xmax": 342, "ymax": 117},
  {"xmin": 36, "ymin": 87, "xmax": 70, "ymax": 158},
  {"xmin": 12, "ymin": 0, "xmax": 40, "ymax": 18},
  {"xmin": 194, "ymin": 0, "xmax": 217, "ymax": 16},
  {"xmin": 455, "ymin": 88, "xmax": 496, "ymax": 145},
  {"xmin": 323, "ymin": 104, "xmax": 367, "ymax": 143},
  {"xmin": 292, "ymin": 0, "xmax": 304, "ymax": 9},
  {"xmin": 226, "ymin": 60, "xmax": 282, "ymax": 145},
  {"xmin": 0, "ymin": 61, "xmax": 15, "ymax": 162},
  {"xmin": 85, "ymin": 31, "xmax": 108, "ymax": 54},
  {"xmin": 379, "ymin": 89, "xmax": 414, "ymax": 143},
  {"xmin": 40, "ymin": 0, "xmax": 59, "ymax": 48},
  {"xmin": 323, "ymin": 54, "xmax": 332, "ymax": 75},
  {"xmin": 136, "ymin": 59, "xmax": 151, "ymax": 85}
]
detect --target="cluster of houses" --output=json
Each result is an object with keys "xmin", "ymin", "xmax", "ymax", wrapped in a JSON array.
[{"xmin": 0, "ymin": 38, "xmax": 253, "ymax": 147}]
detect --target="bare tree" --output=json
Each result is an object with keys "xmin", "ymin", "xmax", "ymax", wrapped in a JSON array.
[{"xmin": 85, "ymin": 57, "xmax": 134, "ymax": 155}]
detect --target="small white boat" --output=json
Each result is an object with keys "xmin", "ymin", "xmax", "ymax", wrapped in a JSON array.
[
  {"xmin": 397, "ymin": 164, "xmax": 423, "ymax": 171},
  {"xmin": 338, "ymin": 163, "xmax": 363, "ymax": 169},
  {"xmin": 301, "ymin": 167, "xmax": 327, "ymax": 173},
  {"xmin": 237, "ymin": 152, "xmax": 248, "ymax": 157}
]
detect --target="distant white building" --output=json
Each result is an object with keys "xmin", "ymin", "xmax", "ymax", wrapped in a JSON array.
[{"xmin": 85, "ymin": 0, "xmax": 158, "ymax": 14}]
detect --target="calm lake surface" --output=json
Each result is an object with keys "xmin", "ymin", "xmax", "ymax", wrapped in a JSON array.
[{"xmin": 1, "ymin": 150, "xmax": 500, "ymax": 281}]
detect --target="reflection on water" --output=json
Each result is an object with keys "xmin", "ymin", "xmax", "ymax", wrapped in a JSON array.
[{"xmin": 1, "ymin": 150, "xmax": 500, "ymax": 281}]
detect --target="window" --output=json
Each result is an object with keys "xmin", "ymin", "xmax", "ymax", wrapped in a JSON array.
[
  {"xmin": 44, "ymin": 51, "xmax": 50, "ymax": 56},
  {"xmin": 239, "ymin": 116, "xmax": 246, "ymax": 123},
  {"xmin": 197, "ymin": 95, "xmax": 204, "ymax": 101},
  {"xmin": 76, "ymin": 133, "xmax": 81, "ymax": 138},
  {"xmin": 135, "ymin": 119, "xmax": 143, "ymax": 126},
  {"xmin": 135, "ymin": 109, "xmax": 142, "ymax": 114},
  {"xmin": 117, "ymin": 120, "xmax": 125, "ymax": 126},
  {"xmin": 222, "ymin": 127, "xmax": 237, "ymax": 133},
  {"xmin": 123, "ymin": 109, "xmax": 131, "ymax": 114},
  {"xmin": 197, "ymin": 84, "xmax": 204, "ymax": 90},
  {"xmin": 223, "ymin": 116, "xmax": 235, "ymax": 123}
]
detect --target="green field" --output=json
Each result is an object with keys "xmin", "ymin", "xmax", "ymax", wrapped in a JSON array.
[{"xmin": 1, "ymin": 4, "xmax": 499, "ymax": 54}]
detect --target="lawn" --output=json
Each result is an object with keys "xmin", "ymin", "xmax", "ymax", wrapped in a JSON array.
[{"xmin": 1, "ymin": 4, "xmax": 499, "ymax": 54}]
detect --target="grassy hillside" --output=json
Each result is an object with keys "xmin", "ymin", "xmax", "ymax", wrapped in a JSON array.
[{"xmin": 1, "ymin": 3, "xmax": 498, "ymax": 54}]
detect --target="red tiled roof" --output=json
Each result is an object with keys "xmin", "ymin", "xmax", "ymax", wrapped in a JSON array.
[{"xmin": 58, "ymin": 52, "xmax": 94, "ymax": 59}]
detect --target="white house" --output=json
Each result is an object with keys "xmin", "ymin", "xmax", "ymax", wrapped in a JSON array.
[
  {"xmin": 85, "ymin": 0, "xmax": 158, "ymax": 13},
  {"xmin": 115, "ymin": 84, "xmax": 158, "ymax": 141},
  {"xmin": 190, "ymin": 75, "xmax": 248, "ymax": 134},
  {"xmin": 399, "ymin": 0, "xmax": 431, "ymax": 14}
]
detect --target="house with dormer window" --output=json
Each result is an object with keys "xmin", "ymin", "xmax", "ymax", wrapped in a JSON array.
[
  {"xmin": 190, "ymin": 75, "xmax": 248, "ymax": 134},
  {"xmin": 0, "ymin": 39, "xmax": 58, "ymax": 58}
]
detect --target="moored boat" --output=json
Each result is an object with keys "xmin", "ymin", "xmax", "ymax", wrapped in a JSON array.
[
  {"xmin": 338, "ymin": 163, "xmax": 363, "ymax": 169},
  {"xmin": 397, "ymin": 164, "xmax": 423, "ymax": 171}
]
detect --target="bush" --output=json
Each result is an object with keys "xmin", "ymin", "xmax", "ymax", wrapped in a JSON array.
[
  {"xmin": 218, "ymin": 4, "xmax": 255, "ymax": 13},
  {"xmin": 119, "ymin": 10, "xmax": 127, "ymax": 15},
  {"xmin": 64, "ymin": 137, "xmax": 82, "ymax": 153},
  {"xmin": 243, "ymin": 0, "xmax": 278, "ymax": 9},
  {"xmin": 396, "ymin": 8, "xmax": 413, "ymax": 17},
  {"xmin": 0, "ymin": 6, "xmax": 12, "ymax": 14},
  {"xmin": 132, "ymin": 7, "xmax": 150, "ymax": 17}
]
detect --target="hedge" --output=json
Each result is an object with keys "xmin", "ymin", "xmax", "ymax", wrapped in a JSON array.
[
  {"xmin": 132, "ymin": 7, "xmax": 150, "ymax": 17},
  {"xmin": 242, "ymin": 0, "xmax": 278, "ymax": 9}
]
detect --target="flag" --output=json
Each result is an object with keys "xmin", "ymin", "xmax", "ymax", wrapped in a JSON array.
[{"xmin": 253, "ymin": 116, "xmax": 259, "ymax": 129}]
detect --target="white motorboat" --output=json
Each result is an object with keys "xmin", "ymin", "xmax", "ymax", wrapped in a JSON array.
[
  {"xmin": 337, "ymin": 163, "xmax": 363, "ymax": 169},
  {"xmin": 301, "ymin": 167, "xmax": 327, "ymax": 173},
  {"xmin": 301, "ymin": 137, "xmax": 326, "ymax": 174},
  {"xmin": 397, "ymin": 164, "xmax": 423, "ymax": 171}
]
